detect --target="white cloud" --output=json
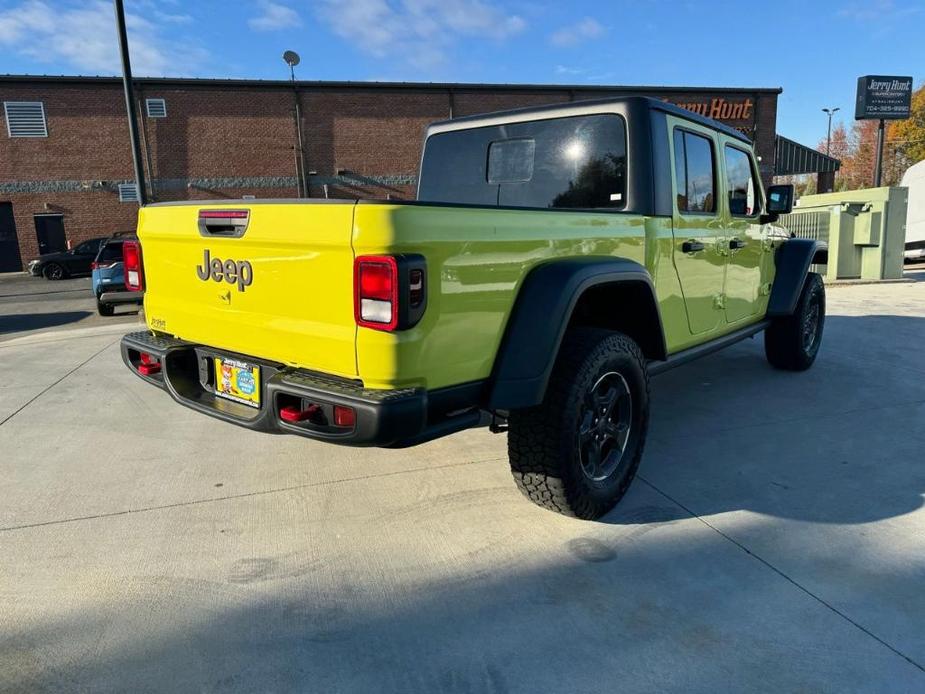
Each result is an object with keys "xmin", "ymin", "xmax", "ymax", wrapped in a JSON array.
[
  {"xmin": 554, "ymin": 65, "xmax": 585, "ymax": 76},
  {"xmin": 837, "ymin": 0, "xmax": 921, "ymax": 21},
  {"xmin": 0, "ymin": 0, "xmax": 208, "ymax": 76},
  {"xmin": 315, "ymin": 0, "xmax": 526, "ymax": 71},
  {"xmin": 249, "ymin": 1, "xmax": 302, "ymax": 32},
  {"xmin": 550, "ymin": 17, "xmax": 605, "ymax": 48}
]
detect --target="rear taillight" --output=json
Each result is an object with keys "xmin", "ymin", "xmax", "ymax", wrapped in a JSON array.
[
  {"xmin": 354, "ymin": 255, "xmax": 427, "ymax": 332},
  {"xmin": 123, "ymin": 240, "xmax": 143, "ymax": 291},
  {"xmin": 91, "ymin": 261, "xmax": 98, "ymax": 270},
  {"xmin": 355, "ymin": 256, "xmax": 399, "ymax": 330}
]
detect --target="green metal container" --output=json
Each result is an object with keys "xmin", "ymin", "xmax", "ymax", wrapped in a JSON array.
[{"xmin": 780, "ymin": 186, "xmax": 908, "ymax": 280}]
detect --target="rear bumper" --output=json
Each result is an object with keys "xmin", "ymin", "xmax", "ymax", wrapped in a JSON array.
[
  {"xmin": 120, "ymin": 330, "xmax": 479, "ymax": 447},
  {"xmin": 100, "ymin": 289, "xmax": 144, "ymax": 305}
]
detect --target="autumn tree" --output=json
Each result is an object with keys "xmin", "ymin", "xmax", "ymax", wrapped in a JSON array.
[
  {"xmin": 891, "ymin": 81, "xmax": 925, "ymax": 166},
  {"xmin": 819, "ymin": 81, "xmax": 925, "ymax": 190}
]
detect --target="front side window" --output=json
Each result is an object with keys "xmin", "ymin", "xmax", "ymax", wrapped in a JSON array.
[
  {"xmin": 724, "ymin": 146, "xmax": 758, "ymax": 217},
  {"xmin": 673, "ymin": 129, "xmax": 716, "ymax": 214},
  {"xmin": 419, "ymin": 114, "xmax": 627, "ymax": 210}
]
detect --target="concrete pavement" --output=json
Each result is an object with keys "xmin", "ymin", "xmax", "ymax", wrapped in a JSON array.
[
  {"xmin": 0, "ymin": 272, "xmax": 140, "ymax": 343},
  {"xmin": 1, "ymin": 272, "xmax": 924, "ymax": 692}
]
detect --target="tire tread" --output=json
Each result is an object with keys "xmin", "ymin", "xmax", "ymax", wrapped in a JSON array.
[{"xmin": 508, "ymin": 328, "xmax": 649, "ymax": 519}]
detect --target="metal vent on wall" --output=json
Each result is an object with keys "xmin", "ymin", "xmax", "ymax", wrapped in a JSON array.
[
  {"xmin": 145, "ymin": 98, "xmax": 167, "ymax": 118},
  {"xmin": 3, "ymin": 101, "xmax": 48, "ymax": 137},
  {"xmin": 118, "ymin": 183, "xmax": 139, "ymax": 203}
]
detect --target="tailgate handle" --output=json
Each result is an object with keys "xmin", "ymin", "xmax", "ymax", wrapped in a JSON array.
[{"xmin": 198, "ymin": 209, "xmax": 249, "ymax": 238}]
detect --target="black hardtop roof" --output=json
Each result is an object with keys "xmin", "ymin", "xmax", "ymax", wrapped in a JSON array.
[{"xmin": 431, "ymin": 95, "xmax": 752, "ymax": 144}]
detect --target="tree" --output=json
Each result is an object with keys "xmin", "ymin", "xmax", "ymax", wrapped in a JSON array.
[
  {"xmin": 891, "ymin": 81, "xmax": 925, "ymax": 166},
  {"xmin": 819, "ymin": 81, "xmax": 925, "ymax": 190}
]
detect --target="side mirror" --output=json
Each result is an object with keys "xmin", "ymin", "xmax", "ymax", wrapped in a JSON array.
[{"xmin": 761, "ymin": 184, "xmax": 794, "ymax": 223}]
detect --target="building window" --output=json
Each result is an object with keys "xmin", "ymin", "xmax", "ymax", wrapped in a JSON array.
[
  {"xmin": 118, "ymin": 183, "xmax": 139, "ymax": 202},
  {"xmin": 3, "ymin": 101, "xmax": 48, "ymax": 137},
  {"xmin": 145, "ymin": 98, "xmax": 167, "ymax": 118}
]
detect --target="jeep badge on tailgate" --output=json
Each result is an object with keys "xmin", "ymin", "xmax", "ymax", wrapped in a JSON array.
[{"xmin": 196, "ymin": 249, "xmax": 253, "ymax": 292}]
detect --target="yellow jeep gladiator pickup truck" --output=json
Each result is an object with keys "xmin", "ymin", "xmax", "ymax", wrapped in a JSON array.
[{"xmin": 120, "ymin": 96, "xmax": 826, "ymax": 519}]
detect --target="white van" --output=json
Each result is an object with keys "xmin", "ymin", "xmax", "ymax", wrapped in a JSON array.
[{"xmin": 902, "ymin": 159, "xmax": 925, "ymax": 261}]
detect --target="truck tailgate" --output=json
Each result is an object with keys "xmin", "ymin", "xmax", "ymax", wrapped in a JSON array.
[{"xmin": 138, "ymin": 201, "xmax": 358, "ymax": 379}]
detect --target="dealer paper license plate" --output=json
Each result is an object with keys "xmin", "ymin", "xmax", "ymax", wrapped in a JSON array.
[{"xmin": 214, "ymin": 357, "xmax": 261, "ymax": 408}]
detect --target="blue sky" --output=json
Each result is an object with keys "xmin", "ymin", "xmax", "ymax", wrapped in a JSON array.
[{"xmin": 0, "ymin": 0, "xmax": 923, "ymax": 147}]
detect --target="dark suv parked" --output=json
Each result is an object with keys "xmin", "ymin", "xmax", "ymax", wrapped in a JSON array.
[{"xmin": 28, "ymin": 237, "xmax": 108, "ymax": 279}]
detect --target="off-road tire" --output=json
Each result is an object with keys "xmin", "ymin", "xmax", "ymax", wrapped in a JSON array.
[
  {"xmin": 508, "ymin": 328, "xmax": 650, "ymax": 520},
  {"xmin": 43, "ymin": 263, "xmax": 66, "ymax": 280},
  {"xmin": 765, "ymin": 272, "xmax": 825, "ymax": 371},
  {"xmin": 96, "ymin": 296, "xmax": 115, "ymax": 316}
]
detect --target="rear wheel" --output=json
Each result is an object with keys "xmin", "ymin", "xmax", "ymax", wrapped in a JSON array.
[
  {"xmin": 43, "ymin": 263, "xmax": 66, "ymax": 280},
  {"xmin": 96, "ymin": 296, "xmax": 115, "ymax": 316},
  {"xmin": 765, "ymin": 272, "xmax": 825, "ymax": 371},
  {"xmin": 507, "ymin": 328, "xmax": 649, "ymax": 520}
]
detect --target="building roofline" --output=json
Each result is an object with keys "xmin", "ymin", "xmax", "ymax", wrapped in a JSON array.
[{"xmin": 0, "ymin": 74, "xmax": 784, "ymax": 95}]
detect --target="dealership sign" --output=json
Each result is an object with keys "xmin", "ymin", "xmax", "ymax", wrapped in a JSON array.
[{"xmin": 855, "ymin": 75, "xmax": 913, "ymax": 120}]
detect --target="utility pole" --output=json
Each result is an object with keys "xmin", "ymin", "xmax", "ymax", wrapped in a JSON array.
[
  {"xmin": 822, "ymin": 107, "xmax": 840, "ymax": 156},
  {"xmin": 113, "ymin": 0, "xmax": 147, "ymax": 206},
  {"xmin": 873, "ymin": 119, "xmax": 886, "ymax": 187},
  {"xmin": 283, "ymin": 51, "xmax": 308, "ymax": 198}
]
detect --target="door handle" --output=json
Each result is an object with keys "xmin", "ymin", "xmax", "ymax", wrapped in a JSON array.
[
  {"xmin": 682, "ymin": 240, "xmax": 705, "ymax": 253},
  {"xmin": 729, "ymin": 238, "xmax": 747, "ymax": 250}
]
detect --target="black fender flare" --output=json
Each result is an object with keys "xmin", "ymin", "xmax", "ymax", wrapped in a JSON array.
[
  {"xmin": 487, "ymin": 257, "xmax": 666, "ymax": 411},
  {"xmin": 767, "ymin": 238, "xmax": 826, "ymax": 317}
]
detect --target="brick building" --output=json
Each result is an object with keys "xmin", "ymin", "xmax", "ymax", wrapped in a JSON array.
[{"xmin": 0, "ymin": 76, "xmax": 787, "ymax": 272}]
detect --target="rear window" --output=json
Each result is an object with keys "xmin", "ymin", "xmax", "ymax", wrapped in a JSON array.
[
  {"xmin": 419, "ymin": 114, "xmax": 627, "ymax": 210},
  {"xmin": 98, "ymin": 242, "xmax": 123, "ymax": 263}
]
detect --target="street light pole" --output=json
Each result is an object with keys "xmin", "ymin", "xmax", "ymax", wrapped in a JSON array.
[
  {"xmin": 113, "ymin": 0, "xmax": 147, "ymax": 206},
  {"xmin": 822, "ymin": 107, "xmax": 840, "ymax": 157},
  {"xmin": 283, "ymin": 51, "xmax": 308, "ymax": 198}
]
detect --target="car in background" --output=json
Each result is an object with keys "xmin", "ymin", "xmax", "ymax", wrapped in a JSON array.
[
  {"xmin": 91, "ymin": 233, "xmax": 144, "ymax": 316},
  {"xmin": 27, "ymin": 237, "xmax": 108, "ymax": 279}
]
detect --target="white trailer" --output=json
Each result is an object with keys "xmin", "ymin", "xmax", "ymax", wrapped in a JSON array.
[{"xmin": 902, "ymin": 159, "xmax": 925, "ymax": 260}]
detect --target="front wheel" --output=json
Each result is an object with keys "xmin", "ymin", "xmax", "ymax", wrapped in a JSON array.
[
  {"xmin": 765, "ymin": 272, "xmax": 825, "ymax": 371},
  {"xmin": 507, "ymin": 328, "xmax": 650, "ymax": 520},
  {"xmin": 43, "ymin": 263, "xmax": 66, "ymax": 280}
]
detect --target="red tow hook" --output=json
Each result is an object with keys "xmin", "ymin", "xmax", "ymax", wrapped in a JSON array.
[
  {"xmin": 138, "ymin": 363, "xmax": 161, "ymax": 376},
  {"xmin": 138, "ymin": 352, "xmax": 161, "ymax": 376},
  {"xmin": 279, "ymin": 404, "xmax": 321, "ymax": 423}
]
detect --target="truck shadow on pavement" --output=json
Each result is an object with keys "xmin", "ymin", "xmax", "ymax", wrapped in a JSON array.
[
  {"xmin": 0, "ymin": 310, "xmax": 92, "ymax": 336},
  {"xmin": 619, "ymin": 313, "xmax": 925, "ymax": 527}
]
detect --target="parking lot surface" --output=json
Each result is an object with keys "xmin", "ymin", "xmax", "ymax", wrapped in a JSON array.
[
  {"xmin": 0, "ymin": 273, "xmax": 140, "ymax": 343},
  {"xmin": 1, "ymin": 270, "xmax": 924, "ymax": 692}
]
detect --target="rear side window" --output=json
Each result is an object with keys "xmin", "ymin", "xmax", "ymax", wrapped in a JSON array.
[
  {"xmin": 98, "ymin": 242, "xmax": 123, "ymax": 263},
  {"xmin": 74, "ymin": 239, "xmax": 101, "ymax": 255},
  {"xmin": 419, "ymin": 114, "xmax": 627, "ymax": 210},
  {"xmin": 724, "ymin": 146, "xmax": 758, "ymax": 217},
  {"xmin": 673, "ymin": 129, "xmax": 716, "ymax": 214}
]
